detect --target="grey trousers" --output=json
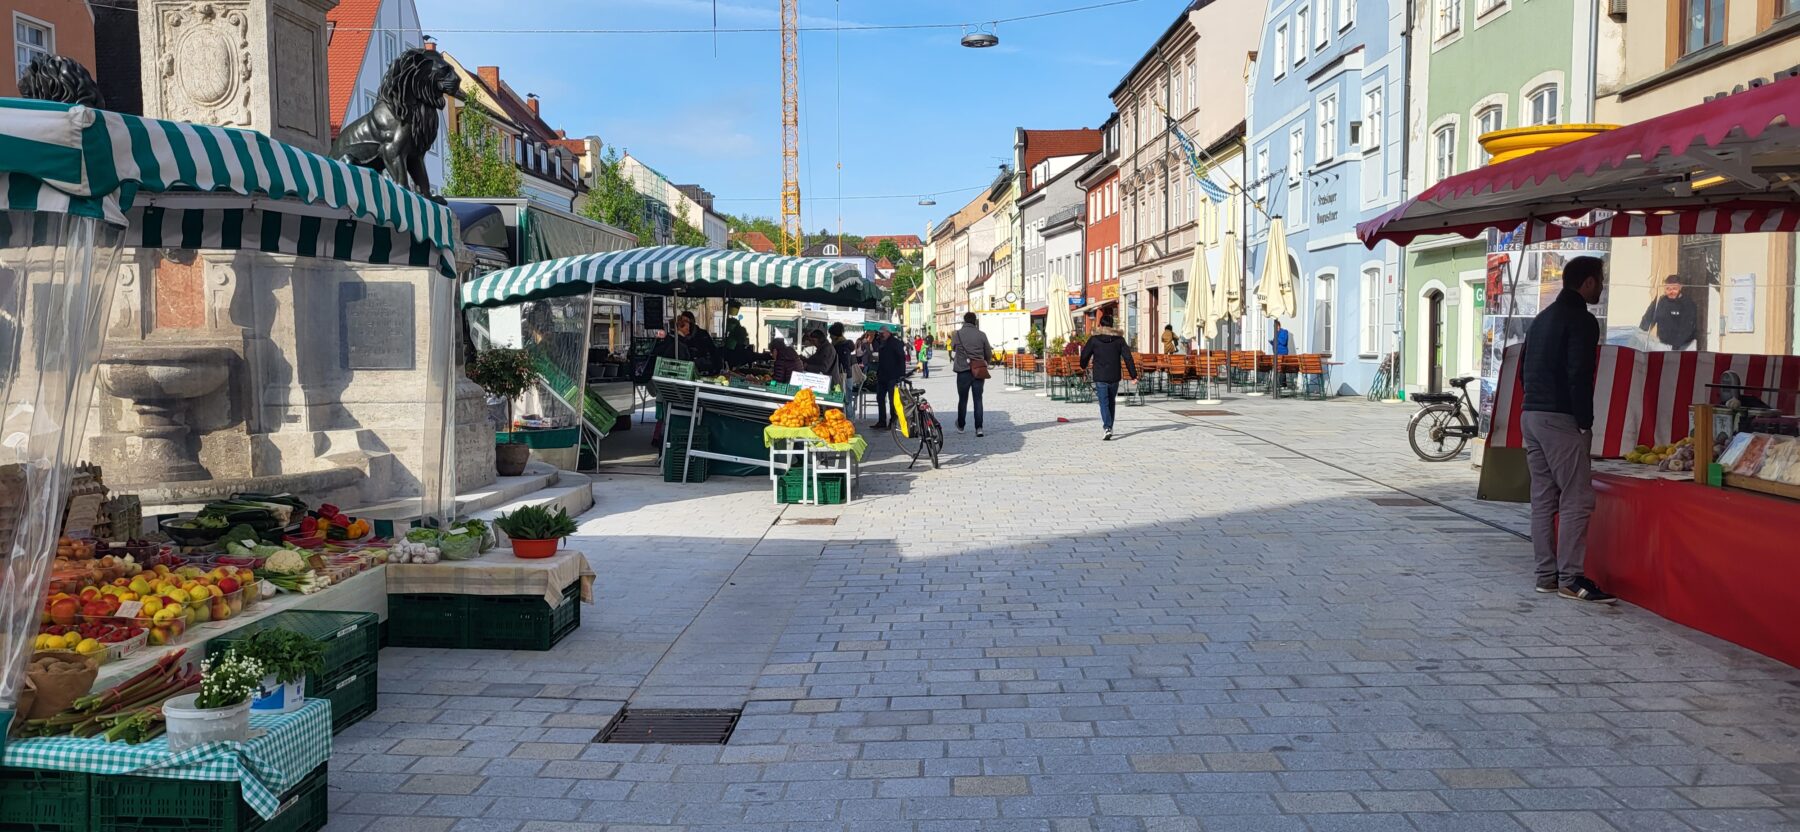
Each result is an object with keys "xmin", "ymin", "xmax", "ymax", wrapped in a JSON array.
[{"xmin": 1520, "ymin": 411, "xmax": 1595, "ymax": 586}]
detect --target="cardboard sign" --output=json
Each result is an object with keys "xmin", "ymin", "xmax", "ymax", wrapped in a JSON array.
[{"xmin": 790, "ymin": 371, "xmax": 832, "ymax": 394}]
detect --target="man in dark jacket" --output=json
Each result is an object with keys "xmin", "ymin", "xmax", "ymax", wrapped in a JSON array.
[
  {"xmin": 871, "ymin": 329, "xmax": 907, "ymax": 429},
  {"xmin": 1079, "ymin": 315, "xmax": 1137, "ymax": 440},
  {"xmin": 1638, "ymin": 275, "xmax": 1699, "ymax": 351},
  {"xmin": 1520, "ymin": 255, "xmax": 1614, "ymax": 604}
]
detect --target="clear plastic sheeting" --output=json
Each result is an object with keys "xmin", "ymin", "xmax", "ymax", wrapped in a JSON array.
[
  {"xmin": 0, "ymin": 211, "xmax": 127, "ymax": 717},
  {"xmin": 82, "ymin": 250, "xmax": 458, "ymax": 532}
]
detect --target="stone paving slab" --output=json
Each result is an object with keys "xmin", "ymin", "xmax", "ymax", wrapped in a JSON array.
[{"xmin": 328, "ymin": 363, "xmax": 1800, "ymax": 831}]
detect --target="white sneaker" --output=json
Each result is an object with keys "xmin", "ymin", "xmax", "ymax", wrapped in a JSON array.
[{"xmin": 1103, "ymin": 429, "xmax": 1113, "ymax": 441}]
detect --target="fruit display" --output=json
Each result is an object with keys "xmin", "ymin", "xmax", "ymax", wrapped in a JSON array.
[
  {"xmin": 1624, "ymin": 437, "xmax": 1695, "ymax": 471},
  {"xmin": 812, "ymin": 409, "xmax": 856, "ymax": 444},
  {"xmin": 770, "ymin": 387, "xmax": 822, "ymax": 427},
  {"xmin": 35, "ymin": 622, "xmax": 148, "ymax": 664}
]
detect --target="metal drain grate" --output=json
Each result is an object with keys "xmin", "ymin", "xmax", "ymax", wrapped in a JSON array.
[
  {"xmin": 779, "ymin": 517, "xmax": 839, "ymax": 525},
  {"xmin": 1368, "ymin": 496, "xmax": 1430, "ymax": 507},
  {"xmin": 1173, "ymin": 409, "xmax": 1239, "ymax": 417},
  {"xmin": 596, "ymin": 708, "xmax": 742, "ymax": 745}
]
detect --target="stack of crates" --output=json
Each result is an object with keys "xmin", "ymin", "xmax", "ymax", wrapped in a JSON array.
[
  {"xmin": 207, "ymin": 610, "xmax": 378, "ymax": 736},
  {"xmin": 0, "ymin": 762, "xmax": 328, "ymax": 832},
  {"xmin": 661, "ymin": 415, "xmax": 709, "ymax": 483},
  {"xmin": 776, "ymin": 467, "xmax": 846, "ymax": 505},
  {"xmin": 388, "ymin": 581, "xmax": 580, "ymax": 651}
]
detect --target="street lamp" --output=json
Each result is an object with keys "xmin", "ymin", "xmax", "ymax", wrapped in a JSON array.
[
  {"xmin": 960, "ymin": 26, "xmax": 999, "ymax": 48},
  {"xmin": 917, "ymin": 197, "xmax": 937, "ymax": 206}
]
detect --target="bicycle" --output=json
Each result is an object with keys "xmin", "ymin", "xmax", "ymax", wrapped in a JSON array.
[
  {"xmin": 1407, "ymin": 375, "xmax": 1480, "ymax": 462},
  {"xmin": 889, "ymin": 371, "xmax": 943, "ymax": 470}
]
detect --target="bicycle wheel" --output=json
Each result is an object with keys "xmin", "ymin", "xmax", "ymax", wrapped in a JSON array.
[
  {"xmin": 922, "ymin": 411, "xmax": 943, "ymax": 469},
  {"xmin": 1408, "ymin": 405, "xmax": 1470, "ymax": 462}
]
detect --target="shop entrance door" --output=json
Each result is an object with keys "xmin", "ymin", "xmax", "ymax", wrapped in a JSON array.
[{"xmin": 1426, "ymin": 289, "xmax": 1445, "ymax": 394}]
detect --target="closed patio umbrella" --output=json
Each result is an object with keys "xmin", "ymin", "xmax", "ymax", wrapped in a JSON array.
[
  {"xmin": 1257, "ymin": 216, "xmax": 1298, "ymax": 320},
  {"xmin": 1186, "ymin": 233, "xmax": 1215, "ymax": 342},
  {"xmin": 1214, "ymin": 190, "xmax": 1243, "ymax": 338}
]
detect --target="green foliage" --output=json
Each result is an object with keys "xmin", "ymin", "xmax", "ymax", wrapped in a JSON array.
[
  {"xmin": 467, "ymin": 348, "xmax": 538, "ymax": 401},
  {"xmin": 444, "ymin": 91, "xmax": 522, "ymax": 199},
  {"xmin": 580, "ymin": 147, "xmax": 657, "ymax": 244},
  {"xmin": 887, "ymin": 260, "xmax": 923, "ymax": 312},
  {"xmin": 235, "ymin": 629, "xmax": 325, "ymax": 685},
  {"xmin": 1050, "ymin": 336, "xmax": 1067, "ymax": 356},
  {"xmin": 495, "ymin": 503, "xmax": 579, "ymax": 541},
  {"xmin": 1026, "ymin": 328, "xmax": 1045, "ymax": 356},
  {"xmin": 671, "ymin": 202, "xmax": 710, "ymax": 248},
  {"xmin": 871, "ymin": 239, "xmax": 903, "ymax": 263}
]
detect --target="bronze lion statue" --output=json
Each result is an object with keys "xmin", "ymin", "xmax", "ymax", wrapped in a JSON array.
[
  {"xmin": 331, "ymin": 47, "xmax": 463, "ymax": 201},
  {"xmin": 18, "ymin": 55, "xmax": 104, "ymax": 108}
]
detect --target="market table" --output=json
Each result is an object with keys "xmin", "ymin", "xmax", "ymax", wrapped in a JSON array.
[
  {"xmin": 2, "ymin": 699, "xmax": 330, "ymax": 820},
  {"xmin": 1587, "ymin": 471, "xmax": 1800, "ymax": 668},
  {"xmin": 763, "ymin": 426, "xmax": 868, "ymax": 504},
  {"xmin": 653, "ymin": 377, "xmax": 846, "ymax": 479},
  {"xmin": 386, "ymin": 548, "xmax": 594, "ymax": 607}
]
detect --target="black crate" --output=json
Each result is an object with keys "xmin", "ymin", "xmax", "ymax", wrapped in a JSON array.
[
  {"xmin": 207, "ymin": 610, "xmax": 378, "ymax": 684},
  {"xmin": 314, "ymin": 658, "xmax": 377, "ymax": 735},
  {"xmin": 89, "ymin": 761, "xmax": 327, "ymax": 832}
]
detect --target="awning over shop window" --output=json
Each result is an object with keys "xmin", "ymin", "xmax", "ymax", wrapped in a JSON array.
[
  {"xmin": 1357, "ymin": 75, "xmax": 1800, "ymax": 249},
  {"xmin": 0, "ymin": 98, "xmax": 459, "ymax": 276},
  {"xmin": 1072, "ymin": 298, "xmax": 1117, "ymax": 316}
]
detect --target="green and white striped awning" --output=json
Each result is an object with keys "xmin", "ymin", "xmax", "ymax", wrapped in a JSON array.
[
  {"xmin": 0, "ymin": 98, "xmax": 456, "ymax": 276},
  {"xmin": 461, "ymin": 246, "xmax": 879, "ymax": 309}
]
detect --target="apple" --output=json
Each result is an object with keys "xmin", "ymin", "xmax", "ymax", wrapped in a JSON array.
[
  {"xmin": 209, "ymin": 597, "xmax": 230, "ymax": 621},
  {"xmin": 218, "ymin": 577, "xmax": 241, "ymax": 594},
  {"xmin": 49, "ymin": 597, "xmax": 78, "ymax": 626}
]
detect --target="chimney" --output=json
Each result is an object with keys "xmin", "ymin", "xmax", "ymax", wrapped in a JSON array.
[
  {"xmin": 526, "ymin": 93, "xmax": 539, "ymax": 117},
  {"xmin": 422, "ymin": 35, "xmax": 436, "ymax": 51},
  {"xmin": 477, "ymin": 66, "xmax": 500, "ymax": 91}
]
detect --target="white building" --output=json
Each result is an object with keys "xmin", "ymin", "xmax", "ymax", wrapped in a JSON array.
[
  {"xmin": 618, "ymin": 154, "xmax": 728, "ymax": 248},
  {"xmin": 327, "ymin": 0, "xmax": 443, "ymax": 190}
]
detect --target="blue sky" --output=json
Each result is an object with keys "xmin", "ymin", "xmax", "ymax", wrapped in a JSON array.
[{"xmin": 420, "ymin": 0, "xmax": 1191, "ymax": 236}]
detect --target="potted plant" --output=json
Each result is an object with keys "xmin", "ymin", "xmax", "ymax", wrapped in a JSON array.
[
  {"xmin": 468, "ymin": 348, "xmax": 540, "ymax": 476},
  {"xmin": 235, "ymin": 629, "xmax": 324, "ymax": 714},
  {"xmin": 163, "ymin": 650, "xmax": 263, "ymax": 751},
  {"xmin": 493, "ymin": 504, "xmax": 578, "ymax": 558}
]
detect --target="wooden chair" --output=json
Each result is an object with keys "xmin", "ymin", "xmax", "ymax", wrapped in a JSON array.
[{"xmin": 1299, "ymin": 353, "xmax": 1330, "ymax": 399}]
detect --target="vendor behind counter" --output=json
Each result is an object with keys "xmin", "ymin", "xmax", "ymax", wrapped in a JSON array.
[{"xmin": 651, "ymin": 311, "xmax": 720, "ymax": 375}]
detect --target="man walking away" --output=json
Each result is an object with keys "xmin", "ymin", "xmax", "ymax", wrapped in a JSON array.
[
  {"xmin": 950, "ymin": 312, "xmax": 993, "ymax": 436},
  {"xmin": 1080, "ymin": 314, "xmax": 1136, "ymax": 440},
  {"xmin": 1639, "ymin": 274, "xmax": 1699, "ymax": 351},
  {"xmin": 871, "ymin": 329, "xmax": 907, "ymax": 430},
  {"xmin": 1521, "ymin": 255, "xmax": 1615, "ymax": 604}
]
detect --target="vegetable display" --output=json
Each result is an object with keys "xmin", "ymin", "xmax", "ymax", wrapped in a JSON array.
[
  {"xmin": 233, "ymin": 629, "xmax": 324, "ymax": 685},
  {"xmin": 494, "ymin": 504, "xmax": 579, "ymax": 541},
  {"xmin": 812, "ymin": 409, "xmax": 856, "ymax": 444},
  {"xmin": 18, "ymin": 649, "xmax": 201, "ymax": 743},
  {"xmin": 770, "ymin": 388, "xmax": 821, "ymax": 428}
]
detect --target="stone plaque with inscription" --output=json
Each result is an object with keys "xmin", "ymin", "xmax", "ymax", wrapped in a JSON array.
[{"xmin": 339, "ymin": 282, "xmax": 415, "ymax": 370}]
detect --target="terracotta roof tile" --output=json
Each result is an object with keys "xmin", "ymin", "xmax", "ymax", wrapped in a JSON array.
[
  {"xmin": 876, "ymin": 258, "xmax": 895, "ymax": 270},
  {"xmin": 732, "ymin": 231, "xmax": 776, "ymax": 252},
  {"xmin": 327, "ymin": 0, "xmax": 381, "ymax": 133},
  {"xmin": 863, "ymin": 234, "xmax": 923, "ymax": 249},
  {"xmin": 1021, "ymin": 128, "xmax": 1103, "ymax": 191}
]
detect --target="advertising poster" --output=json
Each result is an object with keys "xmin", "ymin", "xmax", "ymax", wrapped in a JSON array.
[{"xmin": 1478, "ymin": 227, "xmax": 1611, "ymax": 419}]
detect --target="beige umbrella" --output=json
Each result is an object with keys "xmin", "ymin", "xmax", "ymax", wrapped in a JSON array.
[
  {"xmin": 1214, "ymin": 189, "xmax": 1243, "ymax": 327},
  {"xmin": 1045, "ymin": 273, "xmax": 1073, "ymax": 348},
  {"xmin": 1257, "ymin": 215, "xmax": 1298, "ymax": 320},
  {"xmin": 1185, "ymin": 237, "xmax": 1214, "ymax": 342}
]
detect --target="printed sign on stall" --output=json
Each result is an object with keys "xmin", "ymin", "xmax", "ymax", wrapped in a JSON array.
[{"xmin": 790, "ymin": 371, "xmax": 832, "ymax": 394}]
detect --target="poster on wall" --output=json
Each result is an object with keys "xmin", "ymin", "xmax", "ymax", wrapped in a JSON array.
[{"xmin": 1478, "ymin": 227, "xmax": 1611, "ymax": 419}]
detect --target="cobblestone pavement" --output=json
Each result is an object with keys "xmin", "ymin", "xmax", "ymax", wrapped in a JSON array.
[{"xmin": 326, "ymin": 363, "xmax": 1800, "ymax": 832}]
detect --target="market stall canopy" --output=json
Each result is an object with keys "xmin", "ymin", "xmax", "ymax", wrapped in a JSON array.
[
  {"xmin": 0, "ymin": 99, "xmax": 458, "ymax": 276},
  {"xmin": 1357, "ymin": 75, "xmax": 1800, "ymax": 248},
  {"xmin": 460, "ymin": 245, "xmax": 879, "ymax": 309},
  {"xmin": 861, "ymin": 320, "xmax": 901, "ymax": 333}
]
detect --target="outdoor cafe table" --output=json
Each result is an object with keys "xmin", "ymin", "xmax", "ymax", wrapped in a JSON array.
[
  {"xmin": 2, "ymin": 698, "xmax": 331, "ymax": 819},
  {"xmin": 385, "ymin": 548, "xmax": 596, "ymax": 607}
]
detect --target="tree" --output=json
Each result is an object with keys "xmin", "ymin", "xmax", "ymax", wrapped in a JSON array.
[
  {"xmin": 872, "ymin": 239, "xmax": 903, "ymax": 264},
  {"xmin": 580, "ymin": 147, "xmax": 656, "ymax": 244},
  {"xmin": 887, "ymin": 260, "xmax": 923, "ymax": 311},
  {"xmin": 671, "ymin": 202, "xmax": 710, "ymax": 248},
  {"xmin": 444, "ymin": 90, "xmax": 522, "ymax": 198}
]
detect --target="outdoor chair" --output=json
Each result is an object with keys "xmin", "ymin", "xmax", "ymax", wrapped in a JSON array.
[{"xmin": 1299, "ymin": 353, "xmax": 1330, "ymax": 400}]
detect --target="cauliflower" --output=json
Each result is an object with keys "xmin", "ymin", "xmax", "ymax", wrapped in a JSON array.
[{"xmin": 264, "ymin": 549, "xmax": 309, "ymax": 574}]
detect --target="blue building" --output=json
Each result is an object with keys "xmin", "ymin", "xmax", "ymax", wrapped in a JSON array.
[{"xmin": 1245, "ymin": 0, "xmax": 1406, "ymax": 395}]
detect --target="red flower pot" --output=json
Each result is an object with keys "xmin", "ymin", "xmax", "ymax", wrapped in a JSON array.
[{"xmin": 509, "ymin": 538, "xmax": 559, "ymax": 559}]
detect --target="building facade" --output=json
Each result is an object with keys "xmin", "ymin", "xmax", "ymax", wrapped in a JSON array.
[
  {"xmin": 4, "ymin": 0, "xmax": 95, "ymax": 98},
  {"xmin": 326, "ymin": 0, "xmax": 444, "ymax": 192},
  {"xmin": 1246, "ymin": 0, "xmax": 1407, "ymax": 393},
  {"xmin": 1400, "ymin": 0, "xmax": 1597, "ymax": 394},
  {"xmin": 1077, "ymin": 115, "xmax": 1123, "ymax": 329},
  {"xmin": 1592, "ymin": 0, "xmax": 1800, "ymax": 357},
  {"xmin": 443, "ymin": 55, "xmax": 587, "ymax": 211},
  {"xmin": 1020, "ymin": 151, "xmax": 1099, "ymax": 315},
  {"xmin": 618, "ymin": 154, "xmax": 728, "ymax": 248},
  {"xmin": 930, "ymin": 218, "xmax": 959, "ymax": 333},
  {"xmin": 1014, "ymin": 128, "xmax": 1104, "ymax": 312}
]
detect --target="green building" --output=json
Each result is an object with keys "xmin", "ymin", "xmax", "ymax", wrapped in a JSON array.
[{"xmin": 1402, "ymin": 0, "xmax": 1599, "ymax": 397}]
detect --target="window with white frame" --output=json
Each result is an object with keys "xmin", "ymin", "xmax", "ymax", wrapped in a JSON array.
[
  {"xmin": 1360, "ymin": 267, "xmax": 1381, "ymax": 355},
  {"xmin": 1362, "ymin": 88, "xmax": 1383, "ymax": 151},
  {"xmin": 1256, "ymin": 147, "xmax": 1270, "ymax": 186},
  {"xmin": 1479, "ymin": 0, "xmax": 1506, "ymax": 14},
  {"xmin": 1274, "ymin": 24, "xmax": 1288, "ymax": 75},
  {"xmin": 1317, "ymin": 95, "xmax": 1338, "ymax": 163},
  {"xmin": 1475, "ymin": 105, "xmax": 1504, "ymax": 163},
  {"xmin": 1437, "ymin": 0, "xmax": 1462, "ymax": 38},
  {"xmin": 1315, "ymin": 1, "xmax": 1330, "ymax": 48},
  {"xmin": 1528, "ymin": 84, "xmax": 1559, "ymax": 125},
  {"xmin": 1288, "ymin": 125, "xmax": 1305, "ymax": 220},
  {"xmin": 14, "ymin": 14, "xmax": 52, "ymax": 82},
  {"xmin": 1339, "ymin": 0, "xmax": 1356, "ymax": 29},
  {"xmin": 1294, "ymin": 9, "xmax": 1310, "ymax": 63},
  {"xmin": 381, "ymin": 32, "xmax": 399, "ymax": 69},
  {"xmin": 1174, "ymin": 68, "xmax": 1185, "ymax": 115},
  {"xmin": 1186, "ymin": 61, "xmax": 1196, "ymax": 113},
  {"xmin": 1186, "ymin": 175, "xmax": 1196, "ymax": 227},
  {"xmin": 1316, "ymin": 272, "xmax": 1336, "ymax": 354},
  {"xmin": 1433, "ymin": 123, "xmax": 1457, "ymax": 181}
]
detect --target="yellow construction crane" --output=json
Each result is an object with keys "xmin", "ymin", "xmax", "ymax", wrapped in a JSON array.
[{"xmin": 779, "ymin": 0, "xmax": 802, "ymax": 255}]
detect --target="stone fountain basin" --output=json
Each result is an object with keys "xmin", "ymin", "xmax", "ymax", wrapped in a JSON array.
[{"xmin": 97, "ymin": 343, "xmax": 237, "ymax": 402}]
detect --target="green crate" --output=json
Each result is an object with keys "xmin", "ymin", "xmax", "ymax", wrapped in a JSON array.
[
  {"xmin": 386, "ymin": 593, "xmax": 467, "ymax": 648},
  {"xmin": 90, "ymin": 762, "xmax": 327, "ymax": 832},
  {"xmin": 207, "ymin": 610, "xmax": 378, "ymax": 685},
  {"xmin": 466, "ymin": 581, "xmax": 581, "ymax": 651},
  {"xmin": 653, "ymin": 357, "xmax": 695, "ymax": 380},
  {"xmin": 661, "ymin": 452, "xmax": 709, "ymax": 483},
  {"xmin": 314, "ymin": 658, "xmax": 377, "ymax": 735},
  {"xmin": 777, "ymin": 468, "xmax": 845, "ymax": 505},
  {"xmin": 0, "ymin": 767, "xmax": 88, "ymax": 831}
]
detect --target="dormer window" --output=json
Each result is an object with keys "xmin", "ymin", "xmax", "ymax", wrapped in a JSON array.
[{"xmin": 823, "ymin": 244, "xmax": 839, "ymax": 256}]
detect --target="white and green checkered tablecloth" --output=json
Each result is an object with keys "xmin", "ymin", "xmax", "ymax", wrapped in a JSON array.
[{"xmin": 1, "ymin": 698, "xmax": 331, "ymax": 819}]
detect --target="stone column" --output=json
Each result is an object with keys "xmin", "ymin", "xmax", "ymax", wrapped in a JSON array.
[{"xmin": 138, "ymin": 0, "xmax": 337, "ymax": 153}]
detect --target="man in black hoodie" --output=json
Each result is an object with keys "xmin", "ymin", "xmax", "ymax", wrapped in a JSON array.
[
  {"xmin": 1520, "ymin": 255, "xmax": 1614, "ymax": 604},
  {"xmin": 1079, "ymin": 314, "xmax": 1136, "ymax": 440}
]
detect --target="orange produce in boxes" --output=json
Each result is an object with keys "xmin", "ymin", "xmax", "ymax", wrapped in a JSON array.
[{"xmin": 770, "ymin": 387, "xmax": 821, "ymax": 428}]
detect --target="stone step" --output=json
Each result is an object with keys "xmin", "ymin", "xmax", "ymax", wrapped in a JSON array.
[
  {"xmin": 467, "ymin": 470, "xmax": 595, "ymax": 535},
  {"xmin": 351, "ymin": 462, "xmax": 562, "ymax": 521}
]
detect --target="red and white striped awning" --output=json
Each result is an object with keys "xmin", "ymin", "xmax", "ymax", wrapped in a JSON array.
[{"xmin": 1359, "ymin": 74, "xmax": 1800, "ymax": 248}]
